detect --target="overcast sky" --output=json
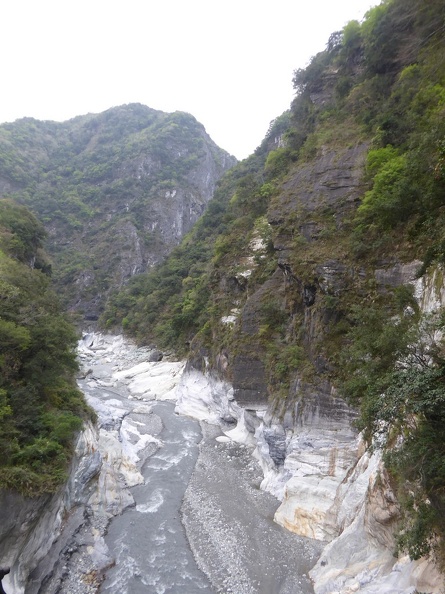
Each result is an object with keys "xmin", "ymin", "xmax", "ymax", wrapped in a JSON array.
[{"xmin": 1, "ymin": 1, "xmax": 377, "ymax": 159}]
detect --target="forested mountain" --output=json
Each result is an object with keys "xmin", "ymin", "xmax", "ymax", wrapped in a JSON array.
[
  {"xmin": 105, "ymin": 0, "xmax": 445, "ymax": 563},
  {"xmin": 0, "ymin": 199, "xmax": 90, "ymax": 496},
  {"xmin": 0, "ymin": 104, "xmax": 235, "ymax": 495},
  {"xmin": 0, "ymin": 104, "xmax": 236, "ymax": 320}
]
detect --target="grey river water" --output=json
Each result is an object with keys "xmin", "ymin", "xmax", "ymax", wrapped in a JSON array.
[
  {"xmin": 77, "ymin": 336, "xmax": 322, "ymax": 594},
  {"xmin": 101, "ymin": 401, "xmax": 214, "ymax": 594}
]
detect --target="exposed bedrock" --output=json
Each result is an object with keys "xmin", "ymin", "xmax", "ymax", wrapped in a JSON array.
[
  {"xmin": 0, "ymin": 422, "xmax": 105, "ymax": 594},
  {"xmin": 258, "ymin": 386, "xmax": 360, "ymax": 542},
  {"xmin": 176, "ymin": 359, "xmax": 444, "ymax": 593},
  {"xmin": 0, "ymin": 333, "xmax": 180, "ymax": 594},
  {"xmin": 269, "ymin": 144, "xmax": 368, "ymax": 216},
  {"xmin": 268, "ymin": 144, "xmax": 368, "ymax": 256}
]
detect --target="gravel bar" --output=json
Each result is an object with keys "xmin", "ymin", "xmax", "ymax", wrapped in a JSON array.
[{"xmin": 181, "ymin": 423, "xmax": 323, "ymax": 594}]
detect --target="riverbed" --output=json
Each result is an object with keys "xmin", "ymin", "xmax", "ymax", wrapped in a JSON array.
[
  {"xmin": 100, "ymin": 401, "xmax": 214, "ymax": 594},
  {"xmin": 77, "ymin": 333, "xmax": 322, "ymax": 594}
]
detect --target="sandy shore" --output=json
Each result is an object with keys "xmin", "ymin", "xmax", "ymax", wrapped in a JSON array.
[{"xmin": 181, "ymin": 423, "xmax": 323, "ymax": 594}]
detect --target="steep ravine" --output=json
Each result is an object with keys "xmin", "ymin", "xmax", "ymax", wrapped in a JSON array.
[
  {"xmin": 0, "ymin": 334, "xmax": 322, "ymax": 594},
  {"xmin": 1, "ymin": 262, "xmax": 445, "ymax": 594},
  {"xmin": 0, "ymin": 105, "xmax": 237, "ymax": 320},
  {"xmin": 173, "ymin": 256, "xmax": 445, "ymax": 593},
  {"xmin": 173, "ymin": 268, "xmax": 445, "ymax": 594}
]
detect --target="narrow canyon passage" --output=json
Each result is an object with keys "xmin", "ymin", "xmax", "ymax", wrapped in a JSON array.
[
  {"xmin": 77, "ymin": 335, "xmax": 322, "ymax": 594},
  {"xmin": 182, "ymin": 423, "xmax": 322, "ymax": 594}
]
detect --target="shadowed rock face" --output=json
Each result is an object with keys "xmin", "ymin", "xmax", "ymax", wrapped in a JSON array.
[
  {"xmin": 269, "ymin": 144, "xmax": 368, "ymax": 282},
  {"xmin": 232, "ymin": 356, "xmax": 268, "ymax": 408},
  {"xmin": 0, "ymin": 491, "xmax": 53, "ymax": 585},
  {"xmin": 0, "ymin": 568, "xmax": 9, "ymax": 594},
  {"xmin": 224, "ymin": 144, "xmax": 368, "ymax": 411},
  {"xmin": 0, "ymin": 425, "xmax": 102, "ymax": 594},
  {"xmin": 269, "ymin": 144, "xmax": 368, "ymax": 224}
]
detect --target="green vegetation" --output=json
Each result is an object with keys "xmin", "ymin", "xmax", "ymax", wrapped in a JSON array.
[
  {"xmin": 0, "ymin": 199, "xmax": 90, "ymax": 496},
  {"xmin": 335, "ymin": 288, "xmax": 445, "ymax": 562},
  {"xmin": 101, "ymin": 114, "xmax": 288, "ymax": 353},
  {"xmin": 0, "ymin": 104, "xmax": 234, "ymax": 317},
  {"xmin": 0, "ymin": 0, "xmax": 443, "ymax": 563}
]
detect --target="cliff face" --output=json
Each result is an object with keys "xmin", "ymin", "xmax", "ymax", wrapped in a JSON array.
[
  {"xmin": 0, "ymin": 423, "xmax": 103, "ymax": 594},
  {"xmin": 2, "ymin": 0, "xmax": 445, "ymax": 591},
  {"xmin": 172, "ymin": 263, "xmax": 445, "ymax": 593},
  {"xmin": 173, "ymin": 268, "xmax": 445, "ymax": 592},
  {"xmin": 0, "ymin": 334, "xmax": 186, "ymax": 594},
  {"xmin": 182, "ymin": 134, "xmax": 444, "ymax": 589},
  {"xmin": 229, "ymin": 142, "xmax": 368, "ymax": 409},
  {"xmin": 109, "ymin": 0, "xmax": 445, "ymax": 587},
  {"xmin": 0, "ymin": 105, "xmax": 236, "ymax": 320}
]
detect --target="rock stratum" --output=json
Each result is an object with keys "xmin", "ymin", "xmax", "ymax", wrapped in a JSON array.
[
  {"xmin": 0, "ymin": 334, "xmax": 186, "ymax": 594},
  {"xmin": 2, "ymin": 326, "xmax": 442, "ymax": 593},
  {"xmin": 104, "ymin": 3, "xmax": 445, "ymax": 589}
]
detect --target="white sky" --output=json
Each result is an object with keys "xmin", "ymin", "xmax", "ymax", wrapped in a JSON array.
[{"xmin": 1, "ymin": 1, "xmax": 377, "ymax": 159}]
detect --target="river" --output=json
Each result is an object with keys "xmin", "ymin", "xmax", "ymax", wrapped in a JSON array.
[
  {"xmin": 100, "ymin": 401, "xmax": 213, "ymax": 594},
  {"xmin": 76, "ymin": 334, "xmax": 322, "ymax": 594}
]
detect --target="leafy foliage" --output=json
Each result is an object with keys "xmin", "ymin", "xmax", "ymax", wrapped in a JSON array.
[
  {"xmin": 100, "ymin": 111, "xmax": 289, "ymax": 351},
  {"xmin": 337, "ymin": 289, "xmax": 445, "ymax": 561},
  {"xmin": 89, "ymin": 0, "xmax": 445, "ymax": 563},
  {"xmin": 0, "ymin": 199, "xmax": 89, "ymax": 496}
]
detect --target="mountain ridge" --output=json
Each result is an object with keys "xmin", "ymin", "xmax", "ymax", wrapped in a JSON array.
[
  {"xmin": 1, "ymin": 0, "xmax": 445, "ymax": 589},
  {"xmin": 106, "ymin": 0, "xmax": 445, "ymax": 569},
  {"xmin": 0, "ymin": 103, "xmax": 236, "ymax": 320}
]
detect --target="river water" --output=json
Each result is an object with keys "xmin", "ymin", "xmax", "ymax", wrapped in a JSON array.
[
  {"xmin": 77, "ymin": 334, "xmax": 322, "ymax": 594},
  {"xmin": 101, "ymin": 401, "xmax": 214, "ymax": 594}
]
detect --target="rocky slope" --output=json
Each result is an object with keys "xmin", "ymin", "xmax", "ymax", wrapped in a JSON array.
[
  {"xmin": 1, "ymin": 0, "xmax": 445, "ymax": 591},
  {"xmin": 0, "ymin": 334, "xmax": 185, "ymax": 594},
  {"xmin": 173, "ymin": 265, "xmax": 445, "ymax": 593}
]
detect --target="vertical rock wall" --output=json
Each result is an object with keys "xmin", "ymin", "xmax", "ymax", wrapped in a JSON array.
[
  {"xmin": 0, "ymin": 423, "xmax": 103, "ymax": 594},
  {"xmin": 175, "ymin": 262, "xmax": 445, "ymax": 593}
]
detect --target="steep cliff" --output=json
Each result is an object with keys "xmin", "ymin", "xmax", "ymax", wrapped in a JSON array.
[
  {"xmin": 0, "ymin": 104, "xmax": 236, "ymax": 320},
  {"xmin": 0, "ymin": 201, "xmax": 96, "ymax": 591},
  {"xmin": 172, "ymin": 262, "xmax": 445, "ymax": 591},
  {"xmin": 0, "ymin": 332, "xmax": 192, "ymax": 593},
  {"xmin": 0, "ymin": 422, "xmax": 103, "ymax": 594},
  {"xmin": 108, "ymin": 0, "xmax": 445, "ymax": 588}
]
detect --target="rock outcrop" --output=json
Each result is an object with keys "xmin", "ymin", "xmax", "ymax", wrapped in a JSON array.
[
  {"xmin": 0, "ymin": 333, "xmax": 186, "ymax": 593},
  {"xmin": 171, "ymin": 262, "xmax": 445, "ymax": 593},
  {"xmin": 0, "ymin": 421, "xmax": 105, "ymax": 594},
  {"xmin": 175, "ymin": 339, "xmax": 444, "ymax": 593}
]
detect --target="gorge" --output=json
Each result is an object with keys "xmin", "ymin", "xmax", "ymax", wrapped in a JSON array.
[
  {"xmin": 1, "ymin": 0, "xmax": 445, "ymax": 592},
  {"xmin": 1, "ymin": 319, "xmax": 443, "ymax": 593}
]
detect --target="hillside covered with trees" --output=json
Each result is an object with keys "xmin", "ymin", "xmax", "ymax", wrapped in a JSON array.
[
  {"xmin": 1, "ymin": 0, "xmax": 445, "ymax": 577},
  {"xmin": 104, "ymin": 0, "xmax": 445, "ymax": 564},
  {"xmin": 0, "ymin": 104, "xmax": 236, "ymax": 320},
  {"xmin": 0, "ymin": 199, "xmax": 91, "ymax": 496}
]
